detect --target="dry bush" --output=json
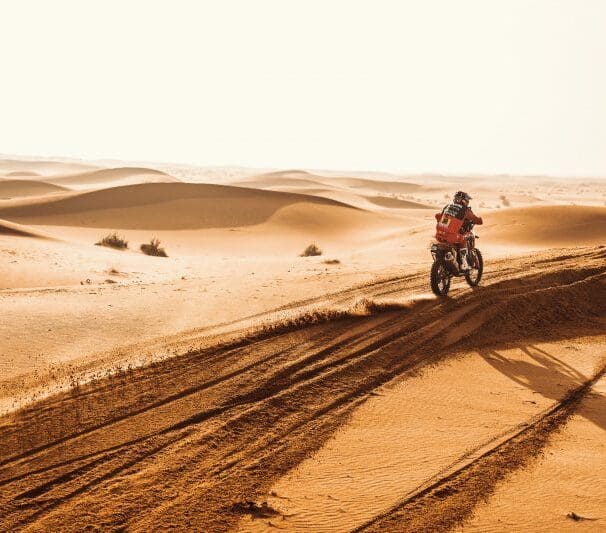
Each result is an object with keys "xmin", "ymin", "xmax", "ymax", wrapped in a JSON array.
[
  {"xmin": 499, "ymin": 194, "xmax": 511, "ymax": 207},
  {"xmin": 140, "ymin": 237, "xmax": 168, "ymax": 257},
  {"xmin": 300, "ymin": 243, "xmax": 322, "ymax": 257},
  {"xmin": 95, "ymin": 233, "xmax": 128, "ymax": 250},
  {"xmin": 323, "ymin": 259, "xmax": 340, "ymax": 265}
]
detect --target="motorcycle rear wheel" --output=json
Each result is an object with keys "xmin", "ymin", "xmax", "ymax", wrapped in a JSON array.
[{"xmin": 431, "ymin": 261, "xmax": 451, "ymax": 296}]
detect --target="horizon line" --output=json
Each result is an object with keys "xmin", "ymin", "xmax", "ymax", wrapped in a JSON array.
[{"xmin": 1, "ymin": 152, "xmax": 605, "ymax": 181}]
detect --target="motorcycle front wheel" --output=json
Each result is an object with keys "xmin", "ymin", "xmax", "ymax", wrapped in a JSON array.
[
  {"xmin": 430, "ymin": 261, "xmax": 451, "ymax": 296},
  {"xmin": 465, "ymin": 249, "xmax": 483, "ymax": 287}
]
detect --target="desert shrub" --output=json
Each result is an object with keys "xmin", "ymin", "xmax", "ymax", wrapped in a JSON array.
[
  {"xmin": 140, "ymin": 237, "xmax": 167, "ymax": 257},
  {"xmin": 300, "ymin": 243, "xmax": 322, "ymax": 257},
  {"xmin": 95, "ymin": 232, "xmax": 128, "ymax": 250},
  {"xmin": 323, "ymin": 259, "xmax": 340, "ymax": 265},
  {"xmin": 499, "ymin": 194, "xmax": 511, "ymax": 207}
]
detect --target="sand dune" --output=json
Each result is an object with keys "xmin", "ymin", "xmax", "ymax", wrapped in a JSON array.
[
  {"xmin": 0, "ymin": 218, "xmax": 47, "ymax": 238},
  {"xmin": 364, "ymin": 195, "xmax": 432, "ymax": 209},
  {"xmin": 46, "ymin": 166, "xmax": 180, "ymax": 187},
  {"xmin": 484, "ymin": 205, "xmax": 606, "ymax": 246},
  {"xmin": 0, "ymin": 179, "xmax": 69, "ymax": 199},
  {"xmin": 4, "ymin": 171, "xmax": 41, "ymax": 178},
  {"xmin": 0, "ymin": 158, "xmax": 98, "ymax": 176},
  {"xmin": 235, "ymin": 169, "xmax": 329, "ymax": 189},
  {"xmin": 0, "ymin": 181, "xmax": 374, "ymax": 230},
  {"xmin": 235, "ymin": 171, "xmax": 437, "ymax": 212},
  {"xmin": 240, "ymin": 172, "xmax": 433, "ymax": 197},
  {"xmin": 327, "ymin": 177, "xmax": 428, "ymax": 194}
]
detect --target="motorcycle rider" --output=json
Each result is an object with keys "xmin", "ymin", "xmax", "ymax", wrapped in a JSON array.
[{"xmin": 434, "ymin": 191, "xmax": 483, "ymax": 271}]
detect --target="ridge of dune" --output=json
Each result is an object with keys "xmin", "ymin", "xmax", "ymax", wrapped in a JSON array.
[
  {"xmin": 0, "ymin": 158, "xmax": 99, "ymax": 176},
  {"xmin": 241, "ymin": 172, "xmax": 430, "ymax": 196},
  {"xmin": 0, "ymin": 218, "xmax": 47, "ymax": 238},
  {"xmin": 328, "ymin": 177, "xmax": 427, "ymax": 193},
  {"xmin": 46, "ymin": 166, "xmax": 179, "ymax": 187},
  {"xmin": 254, "ymin": 169, "xmax": 316, "ymax": 179},
  {"xmin": 234, "ymin": 169, "xmax": 329, "ymax": 189},
  {"xmin": 0, "ymin": 181, "xmax": 370, "ymax": 230},
  {"xmin": 364, "ymin": 195, "xmax": 433, "ymax": 209},
  {"xmin": 457, "ymin": 267, "xmax": 606, "ymax": 348},
  {"xmin": 0, "ymin": 179, "xmax": 69, "ymax": 198},
  {"xmin": 4, "ymin": 171, "xmax": 41, "ymax": 178},
  {"xmin": 234, "ymin": 171, "xmax": 439, "ymax": 211}
]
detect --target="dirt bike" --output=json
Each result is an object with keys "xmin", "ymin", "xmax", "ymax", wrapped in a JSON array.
[{"xmin": 429, "ymin": 228, "xmax": 483, "ymax": 296}]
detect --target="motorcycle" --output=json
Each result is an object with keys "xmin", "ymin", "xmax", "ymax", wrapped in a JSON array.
[{"xmin": 429, "ymin": 227, "xmax": 483, "ymax": 296}]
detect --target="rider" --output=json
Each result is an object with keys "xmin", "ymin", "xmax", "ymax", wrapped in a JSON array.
[{"xmin": 434, "ymin": 191, "xmax": 483, "ymax": 270}]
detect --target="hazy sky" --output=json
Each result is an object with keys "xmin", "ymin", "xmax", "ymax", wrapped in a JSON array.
[{"xmin": 0, "ymin": 0, "xmax": 604, "ymax": 175}]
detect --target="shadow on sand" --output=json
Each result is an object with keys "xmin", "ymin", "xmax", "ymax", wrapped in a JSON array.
[{"xmin": 479, "ymin": 342, "xmax": 606, "ymax": 431}]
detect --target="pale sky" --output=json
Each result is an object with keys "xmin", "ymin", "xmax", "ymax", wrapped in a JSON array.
[{"xmin": 0, "ymin": 0, "xmax": 605, "ymax": 176}]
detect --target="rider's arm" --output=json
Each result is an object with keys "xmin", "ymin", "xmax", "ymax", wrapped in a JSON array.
[
  {"xmin": 465, "ymin": 208, "xmax": 483, "ymax": 225},
  {"xmin": 435, "ymin": 212, "xmax": 442, "ymax": 221}
]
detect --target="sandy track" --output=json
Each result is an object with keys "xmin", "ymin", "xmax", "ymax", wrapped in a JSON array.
[
  {"xmin": 357, "ymin": 357, "xmax": 606, "ymax": 532},
  {"xmin": 0, "ymin": 247, "xmax": 604, "ymax": 531},
  {"xmin": 457, "ymin": 372, "xmax": 606, "ymax": 532}
]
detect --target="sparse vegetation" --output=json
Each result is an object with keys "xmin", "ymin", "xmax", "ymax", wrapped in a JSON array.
[
  {"xmin": 140, "ymin": 237, "xmax": 168, "ymax": 257},
  {"xmin": 323, "ymin": 259, "xmax": 340, "ymax": 265},
  {"xmin": 300, "ymin": 243, "xmax": 322, "ymax": 257},
  {"xmin": 500, "ymin": 194, "xmax": 511, "ymax": 207},
  {"xmin": 95, "ymin": 233, "xmax": 128, "ymax": 250}
]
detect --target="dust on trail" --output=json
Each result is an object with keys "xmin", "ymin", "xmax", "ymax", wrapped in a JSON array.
[{"xmin": 0, "ymin": 247, "xmax": 604, "ymax": 532}]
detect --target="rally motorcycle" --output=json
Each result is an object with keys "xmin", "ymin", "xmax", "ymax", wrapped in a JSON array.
[{"xmin": 429, "ymin": 226, "xmax": 483, "ymax": 296}]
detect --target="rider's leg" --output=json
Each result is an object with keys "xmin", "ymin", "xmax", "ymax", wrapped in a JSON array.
[
  {"xmin": 459, "ymin": 246, "xmax": 470, "ymax": 270},
  {"xmin": 466, "ymin": 235, "xmax": 475, "ymax": 267}
]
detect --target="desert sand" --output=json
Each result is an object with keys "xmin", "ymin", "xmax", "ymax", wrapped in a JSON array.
[{"xmin": 0, "ymin": 157, "xmax": 605, "ymax": 531}]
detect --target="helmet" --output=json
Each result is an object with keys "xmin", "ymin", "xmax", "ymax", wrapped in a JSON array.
[{"xmin": 454, "ymin": 191, "xmax": 472, "ymax": 206}]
